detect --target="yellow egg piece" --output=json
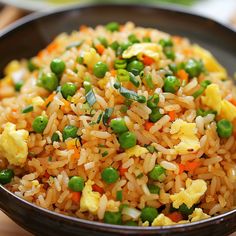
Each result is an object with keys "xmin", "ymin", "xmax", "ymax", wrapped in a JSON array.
[
  {"xmin": 189, "ymin": 208, "xmax": 210, "ymax": 222},
  {"xmin": 170, "ymin": 179, "xmax": 207, "ymax": 209},
  {"xmin": 4, "ymin": 60, "xmax": 21, "ymax": 76},
  {"xmin": 80, "ymin": 180, "xmax": 101, "ymax": 215},
  {"xmin": 193, "ymin": 45, "xmax": 227, "ymax": 79},
  {"xmin": 83, "ymin": 48, "xmax": 101, "ymax": 69},
  {"xmin": 152, "ymin": 214, "xmax": 175, "ymax": 226},
  {"xmin": 122, "ymin": 43, "xmax": 161, "ymax": 61},
  {"xmin": 0, "ymin": 122, "xmax": 29, "ymax": 166},
  {"xmin": 201, "ymin": 83, "xmax": 222, "ymax": 112},
  {"xmin": 170, "ymin": 119, "xmax": 200, "ymax": 155},
  {"xmin": 125, "ymin": 145, "xmax": 148, "ymax": 158},
  {"xmin": 220, "ymin": 100, "xmax": 236, "ymax": 122}
]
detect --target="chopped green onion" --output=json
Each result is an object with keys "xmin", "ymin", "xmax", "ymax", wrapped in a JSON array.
[
  {"xmin": 145, "ymin": 145, "xmax": 156, "ymax": 154},
  {"xmin": 145, "ymin": 74, "xmax": 154, "ymax": 89},
  {"xmin": 120, "ymin": 105, "xmax": 128, "ymax": 113},
  {"xmin": 22, "ymin": 105, "xmax": 34, "ymax": 113},
  {"xmin": 119, "ymin": 86, "xmax": 139, "ymax": 101},
  {"xmin": 98, "ymin": 37, "xmax": 108, "ymax": 47},
  {"xmin": 27, "ymin": 59, "xmax": 38, "ymax": 72},
  {"xmin": 116, "ymin": 190, "xmax": 123, "ymax": 201},
  {"xmin": 178, "ymin": 203, "xmax": 195, "ymax": 215},
  {"xmin": 86, "ymin": 90, "xmax": 97, "ymax": 107},
  {"xmin": 148, "ymin": 184, "xmax": 160, "ymax": 194},
  {"xmin": 113, "ymin": 81, "xmax": 121, "ymax": 89},
  {"xmin": 192, "ymin": 80, "xmax": 212, "ymax": 99},
  {"xmin": 83, "ymin": 81, "xmax": 92, "ymax": 94},
  {"xmin": 66, "ymin": 41, "xmax": 83, "ymax": 50},
  {"xmin": 14, "ymin": 81, "xmax": 23, "ymax": 92},
  {"xmin": 129, "ymin": 72, "xmax": 140, "ymax": 87},
  {"xmin": 136, "ymin": 173, "xmax": 144, "ymax": 179},
  {"xmin": 149, "ymin": 107, "xmax": 163, "ymax": 123},
  {"xmin": 76, "ymin": 56, "xmax": 84, "ymax": 64},
  {"xmin": 137, "ymin": 95, "xmax": 146, "ymax": 103},
  {"xmin": 143, "ymin": 36, "xmax": 151, "ymax": 42},
  {"xmin": 196, "ymin": 109, "xmax": 217, "ymax": 117},
  {"xmin": 51, "ymin": 132, "xmax": 60, "ymax": 142},
  {"xmin": 114, "ymin": 59, "xmax": 127, "ymax": 69},
  {"xmin": 147, "ymin": 94, "xmax": 159, "ymax": 109},
  {"xmin": 103, "ymin": 108, "xmax": 114, "ymax": 126},
  {"xmin": 117, "ymin": 69, "xmax": 130, "ymax": 82},
  {"xmin": 97, "ymin": 112, "xmax": 103, "ymax": 124},
  {"xmin": 102, "ymin": 151, "xmax": 109, "ymax": 157}
]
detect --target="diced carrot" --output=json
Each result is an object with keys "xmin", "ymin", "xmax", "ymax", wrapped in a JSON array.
[
  {"xmin": 145, "ymin": 121, "xmax": 154, "ymax": 131},
  {"xmin": 168, "ymin": 110, "xmax": 176, "ymax": 122},
  {"xmin": 61, "ymin": 99, "xmax": 71, "ymax": 113},
  {"xmin": 115, "ymin": 95, "xmax": 125, "ymax": 105},
  {"xmin": 142, "ymin": 55, "xmax": 155, "ymax": 66},
  {"xmin": 71, "ymin": 192, "xmax": 81, "ymax": 203},
  {"xmin": 46, "ymin": 41, "xmax": 58, "ymax": 53},
  {"xmin": 110, "ymin": 69, "xmax": 117, "ymax": 77},
  {"xmin": 172, "ymin": 36, "xmax": 183, "ymax": 45},
  {"xmin": 178, "ymin": 163, "xmax": 185, "ymax": 174},
  {"xmin": 44, "ymin": 171, "xmax": 50, "ymax": 179},
  {"xmin": 182, "ymin": 48, "xmax": 193, "ymax": 56},
  {"xmin": 71, "ymin": 148, "xmax": 80, "ymax": 159},
  {"xmin": 228, "ymin": 97, "xmax": 236, "ymax": 107},
  {"xmin": 167, "ymin": 212, "xmax": 183, "ymax": 223},
  {"xmin": 37, "ymin": 50, "xmax": 45, "ymax": 59},
  {"xmin": 80, "ymin": 25, "xmax": 88, "ymax": 32},
  {"xmin": 92, "ymin": 184, "xmax": 104, "ymax": 194},
  {"xmin": 96, "ymin": 44, "xmax": 105, "ymax": 55},
  {"xmin": 12, "ymin": 108, "xmax": 17, "ymax": 112},
  {"xmin": 118, "ymin": 166, "xmax": 128, "ymax": 176},
  {"xmin": 43, "ymin": 92, "xmax": 55, "ymax": 107},
  {"xmin": 184, "ymin": 161, "xmax": 201, "ymax": 174},
  {"xmin": 177, "ymin": 69, "xmax": 189, "ymax": 84}
]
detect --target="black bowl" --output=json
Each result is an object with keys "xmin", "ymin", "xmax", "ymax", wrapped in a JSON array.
[{"xmin": 0, "ymin": 4, "xmax": 236, "ymax": 236}]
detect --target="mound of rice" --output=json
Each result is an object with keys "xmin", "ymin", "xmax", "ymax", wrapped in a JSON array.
[{"xmin": 0, "ymin": 22, "xmax": 236, "ymax": 226}]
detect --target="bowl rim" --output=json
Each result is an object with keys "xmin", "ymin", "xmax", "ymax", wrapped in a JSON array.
[{"xmin": 0, "ymin": 2, "xmax": 236, "ymax": 233}]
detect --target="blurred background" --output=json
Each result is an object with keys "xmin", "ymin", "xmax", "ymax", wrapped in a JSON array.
[
  {"xmin": 0, "ymin": 0, "xmax": 236, "ymax": 30},
  {"xmin": 0, "ymin": 0, "xmax": 235, "ymax": 235}
]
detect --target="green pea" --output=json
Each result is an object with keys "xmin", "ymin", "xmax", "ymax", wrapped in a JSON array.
[
  {"xmin": 98, "ymin": 37, "xmax": 108, "ymax": 47},
  {"xmin": 126, "ymin": 60, "xmax": 144, "ymax": 76},
  {"xmin": 147, "ymin": 94, "xmax": 159, "ymax": 109},
  {"xmin": 0, "ymin": 169, "xmax": 14, "ymax": 184},
  {"xmin": 50, "ymin": 58, "xmax": 66, "ymax": 75},
  {"xmin": 117, "ymin": 69, "xmax": 130, "ymax": 82},
  {"xmin": 116, "ymin": 190, "xmax": 123, "ymax": 201},
  {"xmin": 101, "ymin": 167, "xmax": 119, "ymax": 184},
  {"xmin": 148, "ymin": 165, "xmax": 166, "ymax": 181},
  {"xmin": 185, "ymin": 59, "xmax": 204, "ymax": 78},
  {"xmin": 118, "ymin": 131, "xmax": 137, "ymax": 149},
  {"xmin": 27, "ymin": 59, "xmax": 38, "ymax": 72},
  {"xmin": 68, "ymin": 176, "xmax": 84, "ymax": 192},
  {"xmin": 109, "ymin": 41, "xmax": 119, "ymax": 51},
  {"xmin": 110, "ymin": 118, "xmax": 128, "ymax": 134},
  {"xmin": 124, "ymin": 221, "xmax": 138, "ymax": 226},
  {"xmin": 106, "ymin": 22, "xmax": 119, "ymax": 32},
  {"xmin": 163, "ymin": 76, "xmax": 180, "ymax": 93},
  {"xmin": 137, "ymin": 95, "xmax": 146, "ymax": 103},
  {"xmin": 114, "ymin": 59, "xmax": 127, "ymax": 69},
  {"xmin": 38, "ymin": 72, "xmax": 59, "ymax": 92},
  {"xmin": 51, "ymin": 132, "xmax": 60, "ymax": 142},
  {"xmin": 62, "ymin": 125, "xmax": 78, "ymax": 141},
  {"xmin": 143, "ymin": 36, "xmax": 151, "ymax": 42},
  {"xmin": 159, "ymin": 38, "xmax": 173, "ymax": 48},
  {"xmin": 147, "ymin": 184, "xmax": 160, "ymax": 194},
  {"xmin": 77, "ymin": 56, "xmax": 84, "ymax": 65},
  {"xmin": 178, "ymin": 203, "xmax": 195, "ymax": 215},
  {"xmin": 140, "ymin": 206, "xmax": 158, "ymax": 223},
  {"xmin": 149, "ymin": 107, "xmax": 163, "ymax": 123},
  {"xmin": 14, "ymin": 81, "xmax": 23, "ymax": 92},
  {"xmin": 32, "ymin": 116, "xmax": 48, "ymax": 133},
  {"xmin": 61, "ymin": 82, "xmax": 77, "ymax": 99},
  {"xmin": 116, "ymin": 42, "xmax": 132, "ymax": 56},
  {"xmin": 93, "ymin": 62, "xmax": 108, "ymax": 78},
  {"xmin": 216, "ymin": 119, "xmax": 233, "ymax": 138},
  {"xmin": 164, "ymin": 48, "xmax": 176, "ymax": 60},
  {"xmin": 128, "ymin": 34, "xmax": 140, "ymax": 44},
  {"xmin": 104, "ymin": 211, "xmax": 122, "ymax": 225}
]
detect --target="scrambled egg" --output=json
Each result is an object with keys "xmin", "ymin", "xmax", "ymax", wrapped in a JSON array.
[
  {"xmin": 32, "ymin": 96, "xmax": 44, "ymax": 106},
  {"xmin": 201, "ymin": 83, "xmax": 236, "ymax": 121},
  {"xmin": 152, "ymin": 214, "xmax": 176, "ymax": 226},
  {"xmin": 189, "ymin": 208, "xmax": 210, "ymax": 222},
  {"xmin": 4, "ymin": 60, "xmax": 21, "ymax": 75},
  {"xmin": 98, "ymin": 77, "xmax": 109, "ymax": 89},
  {"xmin": 220, "ymin": 100, "xmax": 236, "ymax": 122},
  {"xmin": 201, "ymin": 84, "xmax": 221, "ymax": 112},
  {"xmin": 170, "ymin": 179, "xmax": 207, "ymax": 209},
  {"xmin": 83, "ymin": 48, "xmax": 101, "ymax": 69},
  {"xmin": 106, "ymin": 200, "xmax": 120, "ymax": 212},
  {"xmin": 125, "ymin": 145, "xmax": 148, "ymax": 158},
  {"xmin": 80, "ymin": 180, "xmax": 101, "ymax": 214},
  {"xmin": 170, "ymin": 119, "xmax": 200, "ymax": 154},
  {"xmin": 122, "ymin": 43, "xmax": 161, "ymax": 61},
  {"xmin": 193, "ymin": 45, "xmax": 227, "ymax": 79},
  {"xmin": 0, "ymin": 123, "xmax": 29, "ymax": 166}
]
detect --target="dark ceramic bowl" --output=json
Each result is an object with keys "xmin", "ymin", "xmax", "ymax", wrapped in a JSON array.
[{"xmin": 0, "ymin": 4, "xmax": 236, "ymax": 236}]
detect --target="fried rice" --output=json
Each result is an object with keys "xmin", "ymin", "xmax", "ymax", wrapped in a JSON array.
[{"xmin": 0, "ymin": 22, "xmax": 236, "ymax": 226}]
